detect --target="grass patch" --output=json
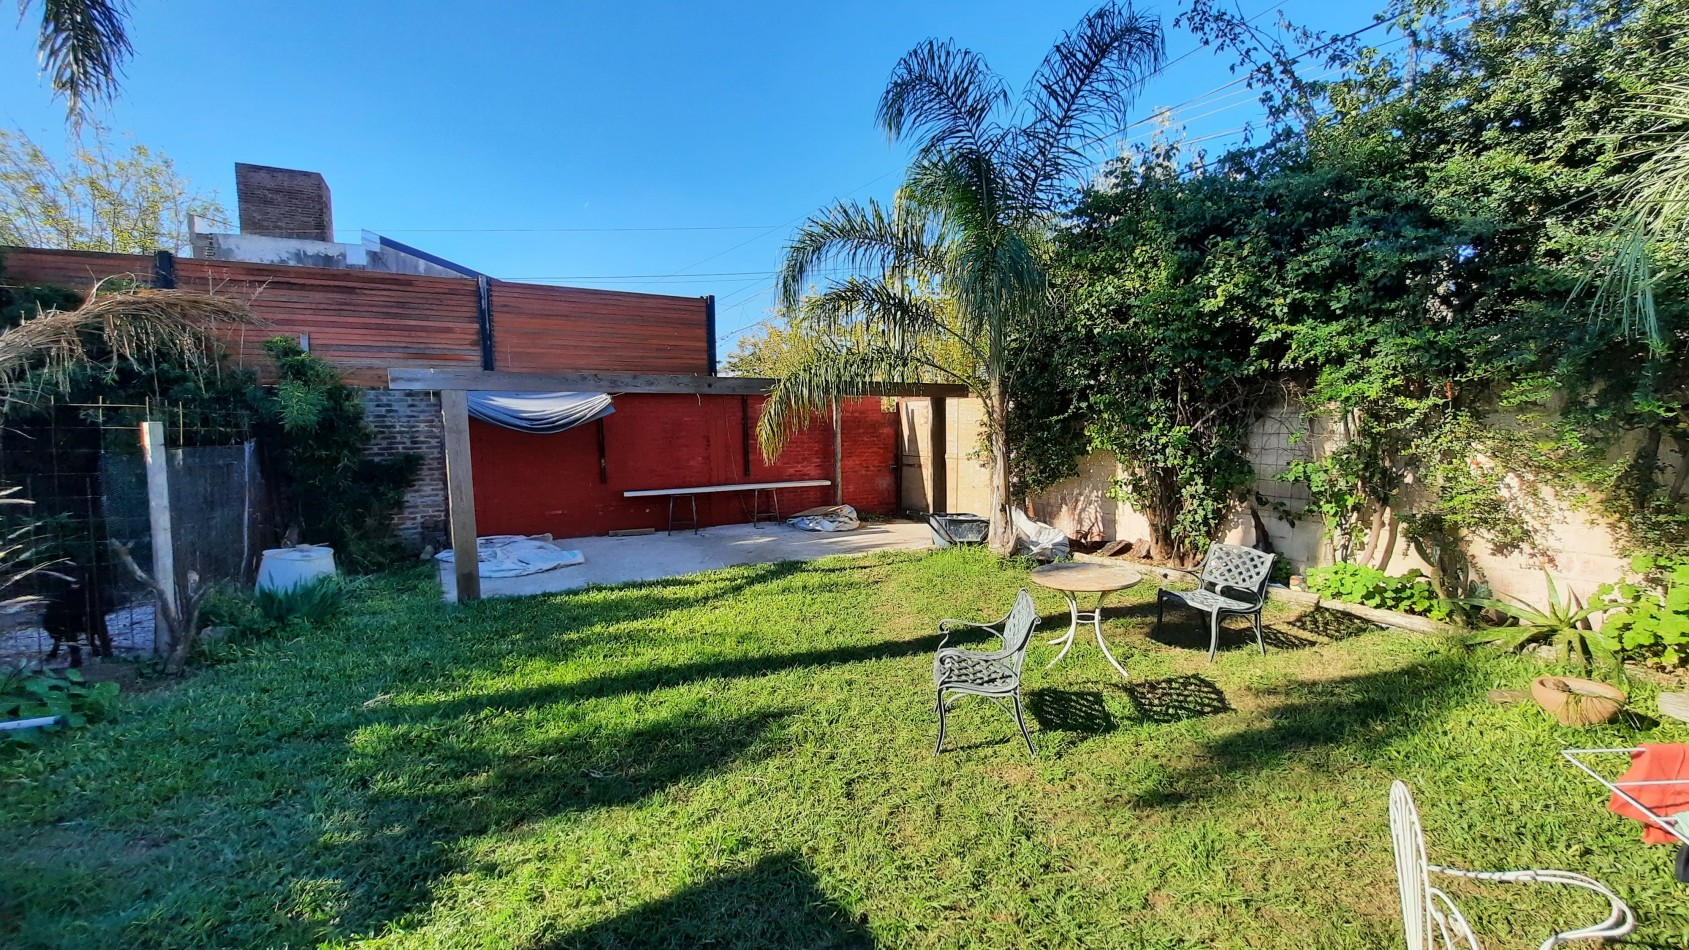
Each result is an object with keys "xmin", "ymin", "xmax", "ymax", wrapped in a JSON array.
[{"xmin": 2, "ymin": 547, "xmax": 1686, "ymax": 948}]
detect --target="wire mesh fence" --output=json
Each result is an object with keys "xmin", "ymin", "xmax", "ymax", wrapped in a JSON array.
[{"xmin": 1, "ymin": 401, "xmax": 270, "ymax": 668}]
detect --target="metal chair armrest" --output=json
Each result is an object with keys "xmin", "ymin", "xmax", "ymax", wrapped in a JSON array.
[
  {"xmin": 936, "ymin": 615, "xmax": 1009, "ymax": 650},
  {"xmin": 1428, "ymin": 865, "xmax": 1636, "ymax": 949}
]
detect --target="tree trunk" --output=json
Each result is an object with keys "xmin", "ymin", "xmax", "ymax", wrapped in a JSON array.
[{"xmin": 986, "ymin": 387, "xmax": 1016, "ymax": 556}]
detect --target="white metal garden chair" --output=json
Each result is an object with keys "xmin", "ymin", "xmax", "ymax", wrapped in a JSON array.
[{"xmin": 1389, "ymin": 781, "xmax": 1635, "ymax": 950}]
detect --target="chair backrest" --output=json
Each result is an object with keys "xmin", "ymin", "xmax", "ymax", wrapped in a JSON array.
[
  {"xmin": 1390, "ymin": 781, "xmax": 1478, "ymax": 950},
  {"xmin": 999, "ymin": 589, "xmax": 1040, "ymax": 676},
  {"xmin": 1199, "ymin": 543, "xmax": 1275, "ymax": 601}
]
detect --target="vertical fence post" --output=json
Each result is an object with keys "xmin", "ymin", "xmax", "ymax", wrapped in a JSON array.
[
  {"xmin": 440, "ymin": 390, "xmax": 481, "ymax": 602},
  {"xmin": 929, "ymin": 396, "xmax": 947, "ymax": 514},
  {"xmin": 140, "ymin": 421, "xmax": 178, "ymax": 649}
]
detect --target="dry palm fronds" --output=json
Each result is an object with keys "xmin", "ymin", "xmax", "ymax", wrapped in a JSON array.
[{"xmin": 0, "ymin": 285, "xmax": 261, "ymax": 396}]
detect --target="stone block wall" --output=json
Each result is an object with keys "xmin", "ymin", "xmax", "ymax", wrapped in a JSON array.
[{"xmin": 361, "ymin": 390, "xmax": 447, "ymax": 550}]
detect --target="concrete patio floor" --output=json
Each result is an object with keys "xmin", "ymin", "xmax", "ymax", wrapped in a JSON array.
[{"xmin": 438, "ymin": 519, "xmax": 933, "ymax": 600}]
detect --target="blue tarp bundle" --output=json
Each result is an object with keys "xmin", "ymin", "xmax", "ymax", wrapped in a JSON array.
[{"xmin": 466, "ymin": 391, "xmax": 614, "ymax": 434}]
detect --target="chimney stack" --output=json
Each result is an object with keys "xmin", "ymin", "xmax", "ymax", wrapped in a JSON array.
[{"xmin": 235, "ymin": 163, "xmax": 334, "ymax": 242}]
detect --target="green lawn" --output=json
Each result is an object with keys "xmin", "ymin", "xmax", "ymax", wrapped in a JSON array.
[{"xmin": 3, "ymin": 548, "xmax": 1686, "ymax": 948}]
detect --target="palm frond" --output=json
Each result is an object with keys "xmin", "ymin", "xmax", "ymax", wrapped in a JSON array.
[
  {"xmin": 1009, "ymin": 1, "xmax": 1163, "ymax": 211},
  {"xmin": 0, "ymin": 286, "xmax": 260, "ymax": 397},
  {"xmin": 25, "ymin": 0, "xmax": 133, "ymax": 119},
  {"xmin": 877, "ymin": 39, "xmax": 1009, "ymax": 161},
  {"xmin": 806, "ymin": 277, "xmax": 988, "ymax": 373},
  {"xmin": 776, "ymin": 197, "xmax": 949, "ymax": 312},
  {"xmin": 757, "ymin": 343, "xmax": 930, "ymax": 461},
  {"xmin": 1588, "ymin": 82, "xmax": 1689, "ymax": 351}
]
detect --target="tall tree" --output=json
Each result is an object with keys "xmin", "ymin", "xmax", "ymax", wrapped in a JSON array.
[
  {"xmin": 0, "ymin": 126, "xmax": 223, "ymax": 254},
  {"xmin": 760, "ymin": 2, "xmax": 1163, "ymax": 552},
  {"xmin": 16, "ymin": 0, "xmax": 133, "ymax": 120}
]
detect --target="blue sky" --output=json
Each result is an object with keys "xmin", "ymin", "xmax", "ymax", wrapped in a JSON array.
[{"xmin": 1, "ymin": 1, "xmax": 1370, "ymax": 354}]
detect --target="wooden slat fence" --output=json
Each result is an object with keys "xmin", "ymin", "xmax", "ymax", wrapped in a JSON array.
[{"xmin": 2, "ymin": 247, "xmax": 714, "ymax": 385}]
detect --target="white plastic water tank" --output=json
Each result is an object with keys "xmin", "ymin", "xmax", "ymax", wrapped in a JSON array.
[{"xmin": 257, "ymin": 545, "xmax": 337, "ymax": 593}]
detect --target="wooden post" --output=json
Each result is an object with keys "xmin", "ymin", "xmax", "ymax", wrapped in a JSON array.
[
  {"xmin": 440, "ymin": 390, "xmax": 481, "ymax": 602},
  {"xmin": 140, "ymin": 421, "xmax": 177, "ymax": 642},
  {"xmin": 929, "ymin": 396, "xmax": 947, "ymax": 513},
  {"xmin": 832, "ymin": 399, "xmax": 843, "ymax": 506}
]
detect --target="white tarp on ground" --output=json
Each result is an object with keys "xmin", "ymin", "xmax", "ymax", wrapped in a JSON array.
[
  {"xmin": 467, "ymin": 391, "xmax": 613, "ymax": 433},
  {"xmin": 1012, "ymin": 508, "xmax": 1070, "ymax": 561},
  {"xmin": 435, "ymin": 535, "xmax": 584, "ymax": 577},
  {"xmin": 787, "ymin": 505, "xmax": 860, "ymax": 532}
]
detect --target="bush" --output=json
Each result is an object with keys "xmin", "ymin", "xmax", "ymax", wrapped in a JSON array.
[
  {"xmin": 253, "ymin": 338, "xmax": 419, "ymax": 572},
  {"xmin": 198, "ymin": 582, "xmax": 277, "ymax": 641},
  {"xmin": 1598, "ymin": 555, "xmax": 1689, "ymax": 669},
  {"xmin": 0, "ymin": 667, "xmax": 118, "ymax": 746},
  {"xmin": 254, "ymin": 577, "xmax": 347, "ymax": 628},
  {"xmin": 1305, "ymin": 562, "xmax": 1453, "ymax": 620}
]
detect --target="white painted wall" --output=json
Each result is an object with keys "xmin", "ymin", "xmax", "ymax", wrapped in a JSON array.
[{"xmin": 905, "ymin": 397, "xmax": 1644, "ymax": 607}]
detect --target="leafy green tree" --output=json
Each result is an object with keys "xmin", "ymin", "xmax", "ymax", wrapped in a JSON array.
[
  {"xmin": 0, "ymin": 126, "xmax": 223, "ymax": 254},
  {"xmin": 1018, "ymin": 0, "xmax": 1689, "ymax": 579},
  {"xmin": 761, "ymin": 3, "xmax": 1164, "ymax": 552},
  {"xmin": 1040, "ymin": 143, "xmax": 1279, "ymax": 563}
]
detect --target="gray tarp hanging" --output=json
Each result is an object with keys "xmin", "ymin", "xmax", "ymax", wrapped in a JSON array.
[{"xmin": 466, "ymin": 391, "xmax": 614, "ymax": 434}]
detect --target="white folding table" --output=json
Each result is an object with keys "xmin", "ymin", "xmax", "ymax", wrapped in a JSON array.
[{"xmin": 623, "ymin": 479, "xmax": 832, "ymax": 533}]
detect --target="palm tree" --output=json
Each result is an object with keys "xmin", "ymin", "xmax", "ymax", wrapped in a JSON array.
[
  {"xmin": 18, "ymin": 0, "xmax": 133, "ymax": 119},
  {"xmin": 1593, "ymin": 82, "xmax": 1689, "ymax": 352},
  {"xmin": 759, "ymin": 3, "xmax": 1163, "ymax": 552}
]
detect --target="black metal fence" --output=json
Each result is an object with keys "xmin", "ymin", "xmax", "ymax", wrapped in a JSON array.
[{"xmin": 1, "ymin": 402, "xmax": 269, "ymax": 667}]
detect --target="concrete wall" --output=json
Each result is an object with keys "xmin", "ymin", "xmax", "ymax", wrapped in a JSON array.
[{"xmin": 910, "ymin": 397, "xmax": 1638, "ymax": 606}]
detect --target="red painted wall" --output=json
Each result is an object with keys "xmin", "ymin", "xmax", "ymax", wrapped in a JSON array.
[{"xmin": 469, "ymin": 394, "xmax": 898, "ymax": 537}]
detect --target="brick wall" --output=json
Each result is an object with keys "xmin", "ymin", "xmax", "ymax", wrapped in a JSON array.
[
  {"xmin": 361, "ymin": 390, "xmax": 447, "ymax": 549},
  {"xmin": 236, "ymin": 163, "xmax": 334, "ymax": 241}
]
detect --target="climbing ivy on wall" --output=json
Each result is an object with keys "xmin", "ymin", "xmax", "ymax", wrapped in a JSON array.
[{"xmin": 1009, "ymin": 0, "xmax": 1689, "ymax": 582}]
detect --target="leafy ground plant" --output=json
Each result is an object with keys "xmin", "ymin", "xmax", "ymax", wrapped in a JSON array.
[
  {"xmin": 1465, "ymin": 571, "xmax": 1617, "ymax": 672},
  {"xmin": 0, "ymin": 667, "xmax": 118, "ymax": 745},
  {"xmin": 1598, "ymin": 554, "xmax": 1689, "ymax": 669},
  {"xmin": 1, "ymin": 549, "xmax": 1685, "ymax": 947},
  {"xmin": 1305, "ymin": 562, "xmax": 1453, "ymax": 620}
]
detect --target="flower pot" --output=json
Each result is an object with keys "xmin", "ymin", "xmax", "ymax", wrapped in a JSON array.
[{"xmin": 1531, "ymin": 676, "xmax": 1627, "ymax": 727}]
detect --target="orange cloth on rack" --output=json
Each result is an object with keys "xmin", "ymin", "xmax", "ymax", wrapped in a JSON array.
[{"xmin": 1606, "ymin": 744, "xmax": 1689, "ymax": 845}]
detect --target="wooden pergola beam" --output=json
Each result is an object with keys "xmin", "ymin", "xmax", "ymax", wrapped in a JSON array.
[{"xmin": 388, "ymin": 368, "xmax": 970, "ymax": 398}]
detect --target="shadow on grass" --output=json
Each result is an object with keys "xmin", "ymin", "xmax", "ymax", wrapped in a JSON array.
[
  {"xmin": 1285, "ymin": 606, "xmax": 1383, "ymax": 641},
  {"xmin": 1122, "ymin": 675, "xmax": 1230, "ymax": 724},
  {"xmin": 329, "ymin": 707, "xmax": 795, "ymax": 940},
  {"xmin": 546, "ymin": 852, "xmax": 876, "ymax": 949},
  {"xmin": 1131, "ymin": 655, "xmax": 1480, "ymax": 808},
  {"xmin": 415, "ymin": 626, "xmax": 1002, "ymax": 719},
  {"xmin": 1145, "ymin": 609, "xmax": 1314, "ymax": 656},
  {"xmin": 1026, "ymin": 688, "xmax": 1116, "ymax": 736}
]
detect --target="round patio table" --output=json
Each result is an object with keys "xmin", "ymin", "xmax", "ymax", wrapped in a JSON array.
[{"xmin": 1030, "ymin": 562, "xmax": 1144, "ymax": 679}]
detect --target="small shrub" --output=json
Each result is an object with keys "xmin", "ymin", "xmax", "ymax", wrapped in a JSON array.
[
  {"xmin": 1598, "ymin": 554, "xmax": 1689, "ymax": 669},
  {"xmin": 197, "ymin": 583, "xmax": 278, "ymax": 640},
  {"xmin": 1305, "ymin": 562, "xmax": 1453, "ymax": 620},
  {"xmin": 254, "ymin": 577, "xmax": 346, "ymax": 628},
  {"xmin": 0, "ymin": 667, "xmax": 118, "ymax": 745}
]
